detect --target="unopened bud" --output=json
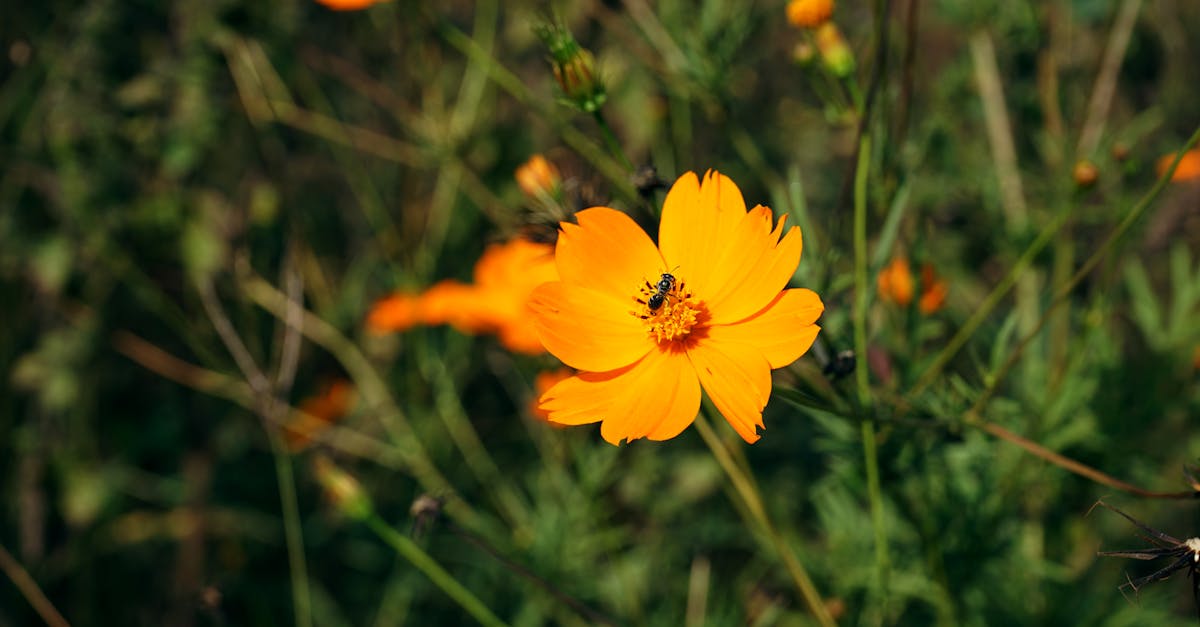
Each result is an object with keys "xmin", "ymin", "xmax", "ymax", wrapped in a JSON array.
[
  {"xmin": 515, "ymin": 154, "xmax": 561, "ymax": 198},
  {"xmin": 535, "ymin": 20, "xmax": 607, "ymax": 112},
  {"xmin": 313, "ymin": 455, "xmax": 372, "ymax": 520},
  {"xmin": 815, "ymin": 23, "xmax": 855, "ymax": 77},
  {"xmin": 1072, "ymin": 160, "xmax": 1099, "ymax": 188}
]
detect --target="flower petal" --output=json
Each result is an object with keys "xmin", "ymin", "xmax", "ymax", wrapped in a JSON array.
[
  {"xmin": 556, "ymin": 207, "xmax": 664, "ymax": 303},
  {"xmin": 704, "ymin": 207, "xmax": 804, "ymax": 324},
  {"xmin": 687, "ymin": 339, "xmax": 772, "ymax": 443},
  {"xmin": 530, "ymin": 282, "xmax": 650, "ymax": 372},
  {"xmin": 537, "ymin": 349, "xmax": 701, "ymax": 445},
  {"xmin": 706, "ymin": 289, "xmax": 824, "ymax": 368},
  {"xmin": 658, "ymin": 171, "xmax": 748, "ymax": 301}
]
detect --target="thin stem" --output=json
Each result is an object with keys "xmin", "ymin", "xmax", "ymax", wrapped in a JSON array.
[
  {"xmin": 364, "ymin": 515, "xmax": 510, "ymax": 627},
  {"xmin": 853, "ymin": 131, "xmax": 890, "ymax": 610},
  {"xmin": 592, "ymin": 110, "xmax": 633, "ymax": 172},
  {"xmin": 267, "ymin": 428, "xmax": 313, "ymax": 627},
  {"xmin": 967, "ymin": 122, "xmax": 1200, "ymax": 415},
  {"xmin": 693, "ymin": 414, "xmax": 836, "ymax": 627},
  {"xmin": 966, "ymin": 418, "xmax": 1193, "ymax": 500},
  {"xmin": 0, "ymin": 542, "xmax": 70, "ymax": 627}
]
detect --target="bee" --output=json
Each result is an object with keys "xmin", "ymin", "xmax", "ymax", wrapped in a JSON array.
[{"xmin": 646, "ymin": 272, "xmax": 677, "ymax": 311}]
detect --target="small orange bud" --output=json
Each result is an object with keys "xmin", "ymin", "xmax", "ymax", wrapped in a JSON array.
[
  {"xmin": 515, "ymin": 154, "xmax": 562, "ymax": 198},
  {"xmin": 815, "ymin": 23, "xmax": 855, "ymax": 77},
  {"xmin": 1072, "ymin": 160, "xmax": 1099, "ymax": 188},
  {"xmin": 787, "ymin": 0, "xmax": 835, "ymax": 29},
  {"xmin": 1111, "ymin": 142, "xmax": 1130, "ymax": 162}
]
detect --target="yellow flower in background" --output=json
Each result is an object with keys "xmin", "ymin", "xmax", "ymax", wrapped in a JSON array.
[
  {"xmin": 878, "ymin": 257, "xmax": 947, "ymax": 314},
  {"xmin": 366, "ymin": 239, "xmax": 557, "ymax": 355},
  {"xmin": 530, "ymin": 171, "xmax": 824, "ymax": 445},
  {"xmin": 515, "ymin": 155, "xmax": 562, "ymax": 198},
  {"xmin": 1157, "ymin": 148, "xmax": 1200, "ymax": 182},
  {"xmin": 787, "ymin": 0, "xmax": 835, "ymax": 29}
]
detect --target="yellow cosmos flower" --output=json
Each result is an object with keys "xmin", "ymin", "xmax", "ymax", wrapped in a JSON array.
[{"xmin": 529, "ymin": 171, "xmax": 824, "ymax": 445}]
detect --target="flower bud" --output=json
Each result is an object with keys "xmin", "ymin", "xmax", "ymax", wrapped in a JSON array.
[
  {"xmin": 312, "ymin": 455, "xmax": 372, "ymax": 520},
  {"xmin": 515, "ymin": 154, "xmax": 561, "ymax": 198},
  {"xmin": 1072, "ymin": 160, "xmax": 1099, "ymax": 188},
  {"xmin": 815, "ymin": 23, "xmax": 855, "ymax": 78},
  {"xmin": 535, "ymin": 20, "xmax": 607, "ymax": 112},
  {"xmin": 787, "ymin": 0, "xmax": 835, "ymax": 29}
]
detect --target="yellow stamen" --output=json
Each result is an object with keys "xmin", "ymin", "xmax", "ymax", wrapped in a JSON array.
[{"xmin": 634, "ymin": 279, "xmax": 703, "ymax": 343}]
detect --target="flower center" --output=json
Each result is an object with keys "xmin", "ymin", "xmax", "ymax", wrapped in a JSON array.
[{"xmin": 633, "ymin": 275, "xmax": 704, "ymax": 344}]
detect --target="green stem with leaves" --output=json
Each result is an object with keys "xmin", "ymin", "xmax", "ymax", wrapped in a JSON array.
[
  {"xmin": 693, "ymin": 413, "xmax": 836, "ymax": 627},
  {"xmin": 365, "ymin": 514, "xmax": 510, "ymax": 627},
  {"xmin": 853, "ymin": 132, "xmax": 890, "ymax": 611}
]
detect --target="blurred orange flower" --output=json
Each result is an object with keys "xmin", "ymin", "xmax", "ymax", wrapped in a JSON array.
[
  {"xmin": 1156, "ymin": 148, "xmax": 1200, "ymax": 182},
  {"xmin": 313, "ymin": 0, "xmax": 386, "ymax": 10},
  {"xmin": 787, "ymin": 0, "xmax": 835, "ymax": 28},
  {"xmin": 285, "ymin": 380, "xmax": 357, "ymax": 451},
  {"xmin": 515, "ymin": 154, "xmax": 562, "ymax": 198},
  {"xmin": 366, "ymin": 239, "xmax": 557, "ymax": 354},
  {"xmin": 530, "ymin": 171, "xmax": 824, "ymax": 445},
  {"xmin": 878, "ymin": 257, "xmax": 947, "ymax": 314},
  {"xmin": 877, "ymin": 257, "xmax": 915, "ymax": 307}
]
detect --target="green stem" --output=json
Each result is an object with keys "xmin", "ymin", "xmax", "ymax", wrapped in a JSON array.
[
  {"xmin": 592, "ymin": 110, "xmax": 633, "ymax": 172},
  {"xmin": 693, "ymin": 414, "xmax": 836, "ymax": 627},
  {"xmin": 853, "ymin": 132, "xmax": 890, "ymax": 611},
  {"xmin": 267, "ymin": 428, "xmax": 312, "ymax": 627},
  {"xmin": 365, "ymin": 514, "xmax": 510, "ymax": 627},
  {"xmin": 966, "ymin": 122, "xmax": 1200, "ymax": 415}
]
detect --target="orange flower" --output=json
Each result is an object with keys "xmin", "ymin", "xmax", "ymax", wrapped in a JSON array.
[
  {"xmin": 529, "ymin": 171, "xmax": 824, "ymax": 445},
  {"xmin": 314, "ymin": 0, "xmax": 386, "ymax": 10},
  {"xmin": 1156, "ymin": 148, "xmax": 1200, "ymax": 182},
  {"xmin": 530, "ymin": 368, "xmax": 573, "ymax": 421},
  {"xmin": 515, "ymin": 155, "xmax": 562, "ymax": 198},
  {"xmin": 878, "ymin": 257, "xmax": 947, "ymax": 314},
  {"xmin": 877, "ymin": 257, "xmax": 915, "ymax": 306},
  {"xmin": 285, "ymin": 380, "xmax": 357, "ymax": 451},
  {"xmin": 366, "ymin": 239, "xmax": 558, "ymax": 354},
  {"xmin": 787, "ymin": 0, "xmax": 835, "ymax": 28},
  {"xmin": 917, "ymin": 264, "xmax": 948, "ymax": 314}
]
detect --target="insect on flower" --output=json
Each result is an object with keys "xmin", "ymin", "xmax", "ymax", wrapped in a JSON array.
[
  {"xmin": 1093, "ymin": 500, "xmax": 1200, "ymax": 616},
  {"xmin": 644, "ymin": 268, "xmax": 680, "ymax": 312}
]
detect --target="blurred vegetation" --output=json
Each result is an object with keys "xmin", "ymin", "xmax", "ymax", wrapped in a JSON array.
[{"xmin": 2, "ymin": 0, "xmax": 1200, "ymax": 625}]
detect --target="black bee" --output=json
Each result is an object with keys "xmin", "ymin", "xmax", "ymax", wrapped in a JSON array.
[{"xmin": 647, "ymin": 272, "xmax": 676, "ymax": 311}]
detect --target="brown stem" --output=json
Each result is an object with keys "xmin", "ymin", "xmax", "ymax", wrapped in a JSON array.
[
  {"xmin": 969, "ymin": 418, "xmax": 1194, "ymax": 500},
  {"xmin": 0, "ymin": 543, "xmax": 70, "ymax": 627}
]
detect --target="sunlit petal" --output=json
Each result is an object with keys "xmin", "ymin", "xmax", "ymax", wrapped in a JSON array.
[
  {"xmin": 530, "ymin": 282, "xmax": 650, "ymax": 372},
  {"xmin": 687, "ymin": 339, "xmax": 772, "ymax": 443},
  {"xmin": 537, "ymin": 349, "xmax": 700, "ymax": 445},
  {"xmin": 705, "ymin": 209, "xmax": 804, "ymax": 324},
  {"xmin": 556, "ymin": 207, "xmax": 664, "ymax": 302},
  {"xmin": 707, "ymin": 289, "xmax": 824, "ymax": 368},
  {"xmin": 658, "ymin": 171, "xmax": 747, "ymax": 301}
]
